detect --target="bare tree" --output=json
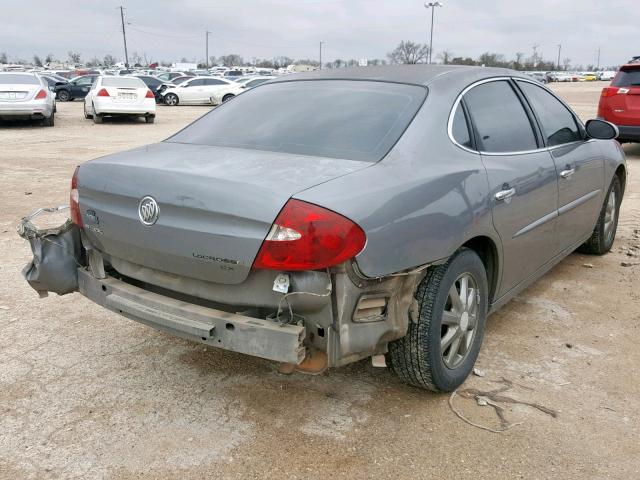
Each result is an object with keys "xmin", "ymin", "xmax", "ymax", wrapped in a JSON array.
[
  {"xmin": 45, "ymin": 53, "xmax": 55, "ymax": 64},
  {"xmin": 0, "ymin": 52, "xmax": 7, "ymax": 64},
  {"xmin": 33, "ymin": 55, "xmax": 43, "ymax": 67},
  {"xmin": 437, "ymin": 50, "xmax": 454, "ymax": 65},
  {"xmin": 387, "ymin": 41, "xmax": 429, "ymax": 65},
  {"xmin": 219, "ymin": 54, "xmax": 244, "ymax": 67},
  {"xmin": 562, "ymin": 57, "xmax": 571, "ymax": 71},
  {"xmin": 514, "ymin": 52, "xmax": 524, "ymax": 68},
  {"xmin": 67, "ymin": 51, "xmax": 81, "ymax": 64},
  {"xmin": 103, "ymin": 54, "xmax": 117, "ymax": 66}
]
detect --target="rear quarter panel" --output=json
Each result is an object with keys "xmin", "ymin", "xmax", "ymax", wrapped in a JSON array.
[{"xmin": 295, "ymin": 71, "xmax": 504, "ymax": 278}]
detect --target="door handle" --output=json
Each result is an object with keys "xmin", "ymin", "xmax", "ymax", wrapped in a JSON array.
[
  {"xmin": 495, "ymin": 188, "xmax": 516, "ymax": 202},
  {"xmin": 560, "ymin": 168, "xmax": 575, "ymax": 179}
]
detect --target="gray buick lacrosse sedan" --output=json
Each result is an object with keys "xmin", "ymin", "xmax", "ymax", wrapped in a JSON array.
[{"xmin": 27, "ymin": 65, "xmax": 626, "ymax": 391}]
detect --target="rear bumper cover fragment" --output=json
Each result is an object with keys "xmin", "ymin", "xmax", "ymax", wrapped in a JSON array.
[{"xmin": 78, "ymin": 269, "xmax": 306, "ymax": 364}]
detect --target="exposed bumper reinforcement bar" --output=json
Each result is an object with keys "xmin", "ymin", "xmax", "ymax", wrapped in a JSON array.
[{"xmin": 78, "ymin": 269, "xmax": 306, "ymax": 364}]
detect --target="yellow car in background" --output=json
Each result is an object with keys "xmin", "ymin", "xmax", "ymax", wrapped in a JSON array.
[{"xmin": 581, "ymin": 73, "xmax": 598, "ymax": 81}]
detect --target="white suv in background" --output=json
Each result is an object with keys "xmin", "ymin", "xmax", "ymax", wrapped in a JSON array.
[{"xmin": 84, "ymin": 76, "xmax": 156, "ymax": 124}]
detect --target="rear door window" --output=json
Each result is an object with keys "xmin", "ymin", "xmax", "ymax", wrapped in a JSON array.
[
  {"xmin": 464, "ymin": 80, "xmax": 538, "ymax": 153},
  {"xmin": 451, "ymin": 103, "xmax": 473, "ymax": 149},
  {"xmin": 204, "ymin": 79, "xmax": 227, "ymax": 85},
  {"xmin": 517, "ymin": 80, "xmax": 582, "ymax": 146}
]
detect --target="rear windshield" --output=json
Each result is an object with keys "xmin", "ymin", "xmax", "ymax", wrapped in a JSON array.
[
  {"xmin": 612, "ymin": 68, "xmax": 640, "ymax": 87},
  {"xmin": 102, "ymin": 77, "xmax": 145, "ymax": 88},
  {"xmin": 167, "ymin": 80, "xmax": 427, "ymax": 162},
  {"xmin": 0, "ymin": 74, "xmax": 40, "ymax": 85}
]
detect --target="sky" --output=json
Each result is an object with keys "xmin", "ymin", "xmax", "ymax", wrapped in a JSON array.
[{"xmin": 1, "ymin": 0, "xmax": 638, "ymax": 68}]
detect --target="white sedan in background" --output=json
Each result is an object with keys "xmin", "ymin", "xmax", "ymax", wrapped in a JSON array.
[
  {"xmin": 161, "ymin": 76, "xmax": 237, "ymax": 106},
  {"xmin": 84, "ymin": 76, "xmax": 156, "ymax": 124},
  {"xmin": 0, "ymin": 72, "xmax": 56, "ymax": 126},
  {"xmin": 209, "ymin": 76, "xmax": 276, "ymax": 105}
]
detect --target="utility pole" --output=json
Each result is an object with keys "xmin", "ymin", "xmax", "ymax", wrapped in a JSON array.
[
  {"xmin": 206, "ymin": 31, "xmax": 211, "ymax": 68},
  {"xmin": 424, "ymin": 2, "xmax": 443, "ymax": 64},
  {"xmin": 597, "ymin": 46, "xmax": 601, "ymax": 69},
  {"xmin": 319, "ymin": 41, "xmax": 324, "ymax": 69},
  {"xmin": 557, "ymin": 44, "xmax": 562, "ymax": 70},
  {"xmin": 118, "ymin": 6, "xmax": 129, "ymax": 68}
]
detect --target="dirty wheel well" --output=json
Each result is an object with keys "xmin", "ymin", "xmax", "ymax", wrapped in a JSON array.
[{"xmin": 462, "ymin": 236, "xmax": 498, "ymax": 305}]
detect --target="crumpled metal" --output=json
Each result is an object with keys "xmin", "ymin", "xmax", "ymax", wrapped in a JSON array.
[{"xmin": 17, "ymin": 206, "xmax": 85, "ymax": 298}]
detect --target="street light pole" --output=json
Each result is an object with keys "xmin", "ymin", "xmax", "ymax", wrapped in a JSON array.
[
  {"xmin": 319, "ymin": 41, "xmax": 324, "ymax": 69},
  {"xmin": 424, "ymin": 2, "xmax": 443, "ymax": 64}
]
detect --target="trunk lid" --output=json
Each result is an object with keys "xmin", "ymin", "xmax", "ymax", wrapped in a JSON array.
[
  {"xmin": 78, "ymin": 142, "xmax": 369, "ymax": 285},
  {"xmin": 0, "ymin": 84, "xmax": 39, "ymax": 101}
]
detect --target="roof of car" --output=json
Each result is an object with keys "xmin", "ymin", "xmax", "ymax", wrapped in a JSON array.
[
  {"xmin": 0, "ymin": 71, "xmax": 38, "ymax": 76},
  {"xmin": 271, "ymin": 65, "xmax": 515, "ymax": 86}
]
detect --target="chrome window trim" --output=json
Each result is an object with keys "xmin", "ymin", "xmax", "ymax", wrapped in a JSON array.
[{"xmin": 447, "ymin": 76, "xmax": 590, "ymax": 156}]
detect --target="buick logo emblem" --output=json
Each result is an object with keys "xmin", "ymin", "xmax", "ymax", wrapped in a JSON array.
[{"xmin": 138, "ymin": 196, "xmax": 159, "ymax": 226}]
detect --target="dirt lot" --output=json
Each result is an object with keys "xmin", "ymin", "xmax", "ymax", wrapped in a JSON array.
[{"xmin": 1, "ymin": 83, "xmax": 639, "ymax": 480}]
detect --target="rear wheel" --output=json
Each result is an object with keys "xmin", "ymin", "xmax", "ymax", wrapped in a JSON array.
[
  {"xmin": 92, "ymin": 106, "xmax": 103, "ymax": 124},
  {"xmin": 164, "ymin": 93, "xmax": 179, "ymax": 106},
  {"xmin": 578, "ymin": 176, "xmax": 621, "ymax": 255},
  {"xmin": 42, "ymin": 112, "xmax": 55, "ymax": 127},
  {"xmin": 145, "ymin": 115, "xmax": 155, "ymax": 124},
  {"xmin": 57, "ymin": 90, "xmax": 70, "ymax": 102},
  {"xmin": 387, "ymin": 248, "xmax": 488, "ymax": 392},
  {"xmin": 222, "ymin": 94, "xmax": 235, "ymax": 103}
]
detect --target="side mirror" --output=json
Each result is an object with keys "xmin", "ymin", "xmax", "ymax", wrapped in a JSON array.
[
  {"xmin": 585, "ymin": 119, "xmax": 618, "ymax": 140},
  {"xmin": 240, "ymin": 85, "xmax": 247, "ymax": 89}
]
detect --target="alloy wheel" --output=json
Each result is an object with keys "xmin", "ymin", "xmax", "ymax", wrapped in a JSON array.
[
  {"xmin": 604, "ymin": 189, "xmax": 616, "ymax": 244},
  {"xmin": 440, "ymin": 273, "xmax": 479, "ymax": 369}
]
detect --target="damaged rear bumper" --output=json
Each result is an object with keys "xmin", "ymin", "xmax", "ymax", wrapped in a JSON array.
[
  {"xmin": 19, "ymin": 206, "xmax": 426, "ymax": 368},
  {"xmin": 78, "ymin": 269, "xmax": 306, "ymax": 364}
]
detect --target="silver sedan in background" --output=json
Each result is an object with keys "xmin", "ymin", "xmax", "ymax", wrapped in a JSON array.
[{"xmin": 0, "ymin": 72, "xmax": 56, "ymax": 126}]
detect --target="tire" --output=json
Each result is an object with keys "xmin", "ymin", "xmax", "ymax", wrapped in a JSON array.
[
  {"xmin": 145, "ymin": 115, "xmax": 155, "ymax": 124},
  {"xmin": 92, "ymin": 106, "xmax": 103, "ymax": 124},
  {"xmin": 387, "ymin": 248, "xmax": 488, "ymax": 392},
  {"xmin": 42, "ymin": 112, "xmax": 55, "ymax": 127},
  {"xmin": 164, "ymin": 93, "xmax": 179, "ymax": 106},
  {"xmin": 578, "ymin": 176, "xmax": 621, "ymax": 255},
  {"xmin": 57, "ymin": 90, "xmax": 70, "ymax": 102},
  {"xmin": 222, "ymin": 94, "xmax": 235, "ymax": 103}
]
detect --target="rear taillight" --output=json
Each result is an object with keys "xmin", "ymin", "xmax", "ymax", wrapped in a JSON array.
[
  {"xmin": 145, "ymin": 89, "xmax": 155, "ymax": 98},
  {"xmin": 252, "ymin": 199, "xmax": 366, "ymax": 271},
  {"xmin": 34, "ymin": 89, "xmax": 47, "ymax": 99},
  {"xmin": 97, "ymin": 88, "xmax": 110, "ymax": 97},
  {"xmin": 70, "ymin": 166, "xmax": 83, "ymax": 228},
  {"xmin": 601, "ymin": 87, "xmax": 628, "ymax": 97}
]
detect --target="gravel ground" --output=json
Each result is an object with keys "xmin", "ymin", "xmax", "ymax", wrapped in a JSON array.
[{"xmin": 0, "ymin": 83, "xmax": 639, "ymax": 480}]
